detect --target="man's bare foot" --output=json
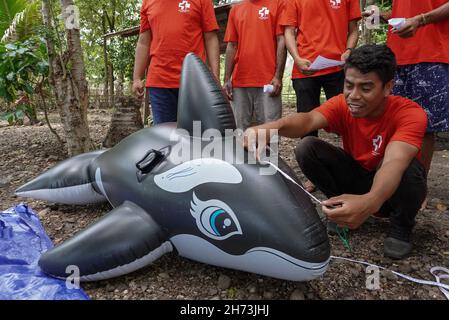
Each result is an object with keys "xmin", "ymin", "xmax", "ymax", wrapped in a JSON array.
[{"xmin": 304, "ymin": 180, "xmax": 316, "ymax": 193}]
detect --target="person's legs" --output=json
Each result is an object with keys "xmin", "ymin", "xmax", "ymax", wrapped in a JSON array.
[
  {"xmin": 319, "ymin": 70, "xmax": 345, "ymax": 194},
  {"xmin": 148, "ymin": 88, "xmax": 179, "ymax": 125},
  {"xmin": 383, "ymin": 159, "xmax": 427, "ymax": 259},
  {"xmin": 292, "ymin": 78, "xmax": 321, "ymax": 137},
  {"xmin": 322, "ymin": 70, "xmax": 345, "ymax": 100},
  {"xmin": 231, "ymin": 88, "xmax": 254, "ymax": 131},
  {"xmin": 293, "ymin": 78, "xmax": 323, "ymax": 192},
  {"xmin": 295, "ymin": 136, "xmax": 373, "ymax": 233},
  {"xmin": 254, "ymin": 88, "xmax": 282, "ymax": 125},
  {"xmin": 392, "ymin": 63, "xmax": 449, "ymax": 208},
  {"xmin": 295, "ymin": 136, "xmax": 373, "ymax": 198},
  {"xmin": 416, "ymin": 63, "xmax": 449, "ymax": 174},
  {"xmin": 385, "ymin": 159, "xmax": 427, "ymax": 236}
]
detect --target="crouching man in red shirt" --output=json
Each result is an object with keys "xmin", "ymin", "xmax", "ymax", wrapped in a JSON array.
[{"xmin": 244, "ymin": 45, "xmax": 428, "ymax": 259}]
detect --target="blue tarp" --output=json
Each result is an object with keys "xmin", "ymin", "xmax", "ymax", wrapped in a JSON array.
[{"xmin": 0, "ymin": 204, "xmax": 89, "ymax": 300}]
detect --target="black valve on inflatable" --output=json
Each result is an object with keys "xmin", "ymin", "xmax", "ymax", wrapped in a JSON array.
[{"xmin": 136, "ymin": 149, "xmax": 165, "ymax": 182}]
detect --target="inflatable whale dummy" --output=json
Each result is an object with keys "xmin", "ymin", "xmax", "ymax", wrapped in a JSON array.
[{"xmin": 16, "ymin": 53, "xmax": 330, "ymax": 282}]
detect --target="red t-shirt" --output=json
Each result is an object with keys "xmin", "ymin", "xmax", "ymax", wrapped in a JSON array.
[
  {"xmin": 224, "ymin": 0, "xmax": 285, "ymax": 87},
  {"xmin": 140, "ymin": 0, "xmax": 219, "ymax": 88},
  {"xmin": 280, "ymin": 0, "xmax": 361, "ymax": 79},
  {"xmin": 315, "ymin": 94, "xmax": 428, "ymax": 171},
  {"xmin": 387, "ymin": 0, "xmax": 449, "ymax": 66}
]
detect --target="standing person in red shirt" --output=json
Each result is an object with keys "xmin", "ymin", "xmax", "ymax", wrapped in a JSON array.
[
  {"xmin": 366, "ymin": 1, "xmax": 449, "ymax": 209},
  {"xmin": 223, "ymin": 0, "xmax": 287, "ymax": 131},
  {"xmin": 281, "ymin": 0, "xmax": 361, "ymax": 192},
  {"xmin": 244, "ymin": 45, "xmax": 428, "ymax": 259},
  {"xmin": 132, "ymin": 0, "xmax": 220, "ymax": 124}
]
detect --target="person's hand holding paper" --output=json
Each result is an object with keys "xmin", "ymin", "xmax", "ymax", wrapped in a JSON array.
[
  {"xmin": 295, "ymin": 57, "xmax": 319, "ymax": 76},
  {"xmin": 309, "ymin": 55, "xmax": 346, "ymax": 71}
]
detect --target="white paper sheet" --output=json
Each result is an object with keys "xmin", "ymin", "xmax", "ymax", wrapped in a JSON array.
[{"xmin": 309, "ymin": 55, "xmax": 345, "ymax": 70}]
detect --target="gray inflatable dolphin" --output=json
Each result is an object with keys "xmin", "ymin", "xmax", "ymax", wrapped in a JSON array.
[{"xmin": 16, "ymin": 53, "xmax": 330, "ymax": 282}]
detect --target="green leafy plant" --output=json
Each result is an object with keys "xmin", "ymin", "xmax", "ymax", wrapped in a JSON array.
[
  {"xmin": 0, "ymin": 37, "xmax": 49, "ymax": 124},
  {"xmin": 0, "ymin": 103, "xmax": 34, "ymax": 125}
]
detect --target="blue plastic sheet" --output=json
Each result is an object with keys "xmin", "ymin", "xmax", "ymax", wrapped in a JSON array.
[{"xmin": 0, "ymin": 204, "xmax": 89, "ymax": 300}]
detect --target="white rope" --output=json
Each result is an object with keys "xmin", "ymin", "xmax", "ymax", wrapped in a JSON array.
[
  {"xmin": 330, "ymin": 256, "xmax": 449, "ymax": 300},
  {"xmin": 261, "ymin": 159, "xmax": 449, "ymax": 300}
]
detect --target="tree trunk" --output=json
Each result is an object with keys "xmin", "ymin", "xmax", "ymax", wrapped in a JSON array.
[
  {"xmin": 117, "ymin": 69, "xmax": 124, "ymax": 97},
  {"xmin": 109, "ymin": 61, "xmax": 115, "ymax": 108},
  {"xmin": 42, "ymin": 0, "xmax": 93, "ymax": 156},
  {"xmin": 105, "ymin": 2, "xmax": 116, "ymax": 109},
  {"xmin": 361, "ymin": 0, "xmax": 376, "ymax": 45},
  {"xmin": 102, "ymin": 12, "xmax": 109, "ymax": 107}
]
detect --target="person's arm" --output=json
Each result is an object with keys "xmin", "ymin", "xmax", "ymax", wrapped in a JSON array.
[
  {"xmin": 271, "ymin": 35, "xmax": 287, "ymax": 97},
  {"xmin": 322, "ymin": 141, "xmax": 420, "ymax": 229},
  {"xmin": 223, "ymin": 42, "xmax": 237, "ymax": 100},
  {"xmin": 204, "ymin": 31, "xmax": 220, "ymax": 81},
  {"xmin": 395, "ymin": 1, "xmax": 449, "ymax": 38},
  {"xmin": 423, "ymin": 1, "xmax": 449, "ymax": 24},
  {"xmin": 341, "ymin": 20, "xmax": 359, "ymax": 61},
  {"xmin": 132, "ymin": 30, "xmax": 152, "ymax": 98},
  {"xmin": 243, "ymin": 111, "xmax": 328, "ymax": 158},
  {"xmin": 284, "ymin": 26, "xmax": 317, "ymax": 76}
]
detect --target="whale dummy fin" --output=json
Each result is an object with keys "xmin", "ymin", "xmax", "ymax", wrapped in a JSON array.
[
  {"xmin": 177, "ymin": 53, "xmax": 236, "ymax": 137},
  {"xmin": 38, "ymin": 201, "xmax": 173, "ymax": 281}
]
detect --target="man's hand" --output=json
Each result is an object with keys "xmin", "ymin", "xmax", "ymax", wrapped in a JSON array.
[
  {"xmin": 394, "ymin": 16, "xmax": 421, "ymax": 38},
  {"xmin": 270, "ymin": 76, "xmax": 282, "ymax": 97},
  {"xmin": 296, "ymin": 58, "xmax": 318, "ymax": 76},
  {"xmin": 224, "ymin": 79, "xmax": 233, "ymax": 101},
  {"xmin": 341, "ymin": 49, "xmax": 352, "ymax": 62},
  {"xmin": 242, "ymin": 127, "xmax": 269, "ymax": 161},
  {"xmin": 322, "ymin": 194, "xmax": 382, "ymax": 230},
  {"xmin": 132, "ymin": 80, "xmax": 145, "ymax": 98}
]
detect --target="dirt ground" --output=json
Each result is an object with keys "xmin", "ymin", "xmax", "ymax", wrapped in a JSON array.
[{"xmin": 1, "ymin": 107, "xmax": 448, "ymax": 300}]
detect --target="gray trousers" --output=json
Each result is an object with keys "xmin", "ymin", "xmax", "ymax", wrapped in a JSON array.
[{"xmin": 231, "ymin": 87, "xmax": 282, "ymax": 131}]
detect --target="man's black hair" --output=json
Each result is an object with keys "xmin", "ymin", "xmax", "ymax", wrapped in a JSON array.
[{"xmin": 345, "ymin": 44, "xmax": 397, "ymax": 85}]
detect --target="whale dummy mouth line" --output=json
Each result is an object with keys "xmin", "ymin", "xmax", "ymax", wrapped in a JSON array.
[
  {"xmin": 170, "ymin": 234, "xmax": 330, "ymax": 280},
  {"xmin": 246, "ymin": 248, "xmax": 330, "ymax": 271}
]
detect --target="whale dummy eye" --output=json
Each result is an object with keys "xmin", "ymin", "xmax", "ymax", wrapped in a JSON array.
[
  {"xmin": 205, "ymin": 207, "xmax": 238, "ymax": 238},
  {"xmin": 190, "ymin": 192, "xmax": 242, "ymax": 240}
]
